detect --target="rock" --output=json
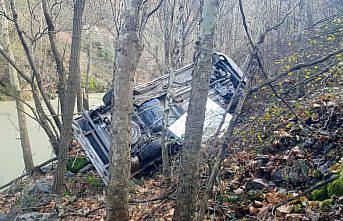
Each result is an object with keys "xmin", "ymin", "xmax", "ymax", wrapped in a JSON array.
[
  {"xmin": 272, "ymin": 170, "xmax": 283, "ymax": 183},
  {"xmin": 319, "ymin": 161, "xmax": 334, "ymax": 174},
  {"xmin": 321, "ymin": 142, "xmax": 334, "ymax": 154},
  {"xmin": 65, "ymin": 171, "xmax": 75, "ymax": 178},
  {"xmin": 268, "ymin": 181, "xmax": 276, "ymax": 187},
  {"xmin": 246, "ymin": 178, "xmax": 269, "ymax": 190},
  {"xmin": 288, "ymin": 160, "xmax": 309, "ymax": 184},
  {"xmin": 0, "ymin": 212, "xmax": 7, "ymax": 221},
  {"xmin": 39, "ymin": 164, "xmax": 53, "ymax": 173},
  {"xmin": 336, "ymin": 196, "xmax": 343, "ymax": 204},
  {"xmin": 28, "ymin": 180, "xmax": 52, "ymax": 194},
  {"xmin": 304, "ymin": 138, "xmax": 316, "ymax": 148},
  {"xmin": 277, "ymin": 188, "xmax": 287, "ymax": 194},
  {"xmin": 16, "ymin": 212, "xmax": 57, "ymax": 221}
]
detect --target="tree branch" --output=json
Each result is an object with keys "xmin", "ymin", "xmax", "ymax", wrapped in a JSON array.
[{"xmin": 250, "ymin": 48, "xmax": 343, "ymax": 93}]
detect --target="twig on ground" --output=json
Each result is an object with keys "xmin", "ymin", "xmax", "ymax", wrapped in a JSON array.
[
  {"xmin": 61, "ymin": 190, "xmax": 175, "ymax": 218},
  {"xmin": 271, "ymin": 174, "xmax": 339, "ymax": 214}
]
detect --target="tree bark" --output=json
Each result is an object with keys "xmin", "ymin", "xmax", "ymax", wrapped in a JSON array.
[
  {"xmin": 173, "ymin": 0, "xmax": 218, "ymax": 220},
  {"xmin": 297, "ymin": 0, "xmax": 306, "ymax": 98},
  {"xmin": 106, "ymin": 0, "xmax": 142, "ymax": 220},
  {"xmin": 53, "ymin": 0, "xmax": 86, "ymax": 194},
  {"xmin": 161, "ymin": 68, "xmax": 174, "ymax": 183},
  {"xmin": 304, "ymin": 0, "xmax": 313, "ymax": 31},
  {"xmin": 83, "ymin": 44, "xmax": 91, "ymax": 110},
  {"xmin": 1, "ymin": 0, "xmax": 34, "ymax": 172}
]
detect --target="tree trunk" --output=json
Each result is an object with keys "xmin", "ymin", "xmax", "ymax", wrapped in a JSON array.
[
  {"xmin": 42, "ymin": 0, "xmax": 67, "ymax": 118},
  {"xmin": 76, "ymin": 86, "xmax": 83, "ymax": 113},
  {"xmin": 304, "ymin": 0, "xmax": 313, "ymax": 31},
  {"xmin": 83, "ymin": 44, "xmax": 91, "ymax": 110},
  {"xmin": 1, "ymin": 0, "xmax": 34, "ymax": 172},
  {"xmin": 106, "ymin": 0, "xmax": 141, "ymax": 220},
  {"xmin": 9, "ymin": 0, "xmax": 62, "ymax": 133},
  {"xmin": 161, "ymin": 68, "xmax": 175, "ymax": 183},
  {"xmin": 53, "ymin": 0, "xmax": 86, "ymax": 194},
  {"xmin": 297, "ymin": 0, "xmax": 305, "ymax": 98},
  {"xmin": 173, "ymin": 0, "xmax": 218, "ymax": 220}
]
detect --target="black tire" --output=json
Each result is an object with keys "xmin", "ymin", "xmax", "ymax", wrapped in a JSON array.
[{"xmin": 102, "ymin": 89, "xmax": 113, "ymax": 106}]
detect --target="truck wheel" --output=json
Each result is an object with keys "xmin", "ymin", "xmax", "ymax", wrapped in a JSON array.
[
  {"xmin": 131, "ymin": 120, "xmax": 141, "ymax": 145},
  {"xmin": 103, "ymin": 89, "xmax": 113, "ymax": 106}
]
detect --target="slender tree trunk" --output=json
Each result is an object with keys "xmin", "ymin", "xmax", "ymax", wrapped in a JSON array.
[
  {"xmin": 304, "ymin": 0, "xmax": 313, "ymax": 31},
  {"xmin": 161, "ymin": 68, "xmax": 174, "ymax": 183},
  {"xmin": 76, "ymin": 85, "xmax": 83, "ymax": 112},
  {"xmin": 106, "ymin": 0, "xmax": 141, "ymax": 220},
  {"xmin": 297, "ymin": 0, "xmax": 305, "ymax": 98},
  {"xmin": 173, "ymin": 0, "xmax": 218, "ymax": 220},
  {"xmin": 42, "ymin": 0, "xmax": 67, "ymax": 117},
  {"xmin": 1, "ymin": 0, "xmax": 34, "ymax": 172},
  {"xmin": 83, "ymin": 44, "xmax": 91, "ymax": 110},
  {"xmin": 53, "ymin": 0, "xmax": 86, "ymax": 194},
  {"xmin": 9, "ymin": 0, "xmax": 62, "ymax": 132}
]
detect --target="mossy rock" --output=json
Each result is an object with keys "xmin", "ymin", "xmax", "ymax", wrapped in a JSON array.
[
  {"xmin": 66, "ymin": 157, "xmax": 89, "ymax": 173},
  {"xmin": 311, "ymin": 187, "xmax": 328, "ymax": 201},
  {"xmin": 320, "ymin": 199, "xmax": 334, "ymax": 210},
  {"xmin": 327, "ymin": 178, "xmax": 343, "ymax": 197}
]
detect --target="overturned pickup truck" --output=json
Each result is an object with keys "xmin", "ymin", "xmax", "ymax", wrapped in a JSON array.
[{"xmin": 72, "ymin": 52, "xmax": 245, "ymax": 184}]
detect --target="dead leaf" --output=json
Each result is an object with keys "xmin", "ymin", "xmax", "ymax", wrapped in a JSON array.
[
  {"xmin": 266, "ymin": 192, "xmax": 279, "ymax": 204},
  {"xmin": 277, "ymin": 205, "xmax": 293, "ymax": 214},
  {"xmin": 249, "ymin": 206, "xmax": 259, "ymax": 215},
  {"xmin": 234, "ymin": 188, "xmax": 244, "ymax": 195}
]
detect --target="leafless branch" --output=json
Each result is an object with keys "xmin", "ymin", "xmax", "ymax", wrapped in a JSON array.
[{"xmin": 250, "ymin": 48, "xmax": 343, "ymax": 93}]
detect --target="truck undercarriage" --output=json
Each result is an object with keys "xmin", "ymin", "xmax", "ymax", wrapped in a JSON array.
[{"xmin": 72, "ymin": 52, "xmax": 245, "ymax": 184}]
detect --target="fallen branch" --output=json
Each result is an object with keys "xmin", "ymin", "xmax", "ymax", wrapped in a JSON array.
[
  {"xmin": 0, "ymin": 157, "xmax": 57, "ymax": 191},
  {"xmin": 271, "ymin": 174, "xmax": 339, "ymax": 214},
  {"xmin": 61, "ymin": 191, "xmax": 175, "ymax": 218}
]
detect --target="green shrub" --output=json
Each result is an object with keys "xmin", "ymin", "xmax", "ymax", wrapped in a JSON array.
[
  {"xmin": 311, "ymin": 187, "xmax": 328, "ymax": 201},
  {"xmin": 66, "ymin": 157, "xmax": 89, "ymax": 173},
  {"xmin": 86, "ymin": 175, "xmax": 102, "ymax": 187},
  {"xmin": 89, "ymin": 77, "xmax": 105, "ymax": 93}
]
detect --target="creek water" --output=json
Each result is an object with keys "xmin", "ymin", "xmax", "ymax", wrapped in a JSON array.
[{"xmin": 0, "ymin": 93, "xmax": 104, "ymax": 185}]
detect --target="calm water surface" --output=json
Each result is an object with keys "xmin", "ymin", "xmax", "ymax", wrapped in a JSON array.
[{"xmin": 0, "ymin": 94, "xmax": 104, "ymax": 185}]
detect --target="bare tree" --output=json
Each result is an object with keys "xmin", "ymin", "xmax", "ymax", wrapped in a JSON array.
[
  {"xmin": 0, "ymin": 0, "xmax": 34, "ymax": 172},
  {"xmin": 106, "ymin": 0, "xmax": 142, "ymax": 220},
  {"xmin": 52, "ymin": 0, "xmax": 86, "ymax": 194},
  {"xmin": 173, "ymin": 0, "xmax": 218, "ymax": 220}
]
